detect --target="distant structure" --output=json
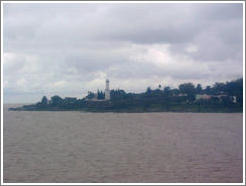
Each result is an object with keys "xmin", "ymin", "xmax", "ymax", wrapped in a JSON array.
[
  {"xmin": 85, "ymin": 79, "xmax": 110, "ymax": 101},
  {"xmin": 105, "ymin": 79, "xmax": 110, "ymax": 100},
  {"xmin": 195, "ymin": 94, "xmax": 211, "ymax": 100}
]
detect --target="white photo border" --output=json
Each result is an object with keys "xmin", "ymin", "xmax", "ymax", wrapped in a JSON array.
[{"xmin": 1, "ymin": 1, "xmax": 245, "ymax": 185}]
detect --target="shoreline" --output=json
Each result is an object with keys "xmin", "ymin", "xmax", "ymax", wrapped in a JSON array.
[{"xmin": 8, "ymin": 107, "xmax": 243, "ymax": 113}]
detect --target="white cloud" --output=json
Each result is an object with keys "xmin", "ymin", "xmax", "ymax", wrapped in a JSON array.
[
  {"xmin": 3, "ymin": 3, "xmax": 243, "ymax": 103},
  {"xmin": 185, "ymin": 44, "xmax": 198, "ymax": 53}
]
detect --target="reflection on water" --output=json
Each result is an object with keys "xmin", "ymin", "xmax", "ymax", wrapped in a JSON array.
[{"xmin": 3, "ymin": 104, "xmax": 243, "ymax": 183}]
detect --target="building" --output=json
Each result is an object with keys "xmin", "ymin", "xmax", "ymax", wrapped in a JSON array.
[
  {"xmin": 85, "ymin": 79, "xmax": 110, "ymax": 101},
  {"xmin": 177, "ymin": 93, "xmax": 187, "ymax": 97},
  {"xmin": 195, "ymin": 94, "xmax": 211, "ymax": 100},
  {"xmin": 105, "ymin": 79, "xmax": 110, "ymax": 100}
]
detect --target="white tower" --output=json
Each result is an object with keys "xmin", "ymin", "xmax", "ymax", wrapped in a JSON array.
[{"xmin": 105, "ymin": 79, "xmax": 110, "ymax": 100}]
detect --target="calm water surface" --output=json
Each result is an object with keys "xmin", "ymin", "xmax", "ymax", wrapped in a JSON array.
[{"xmin": 3, "ymin": 104, "xmax": 243, "ymax": 183}]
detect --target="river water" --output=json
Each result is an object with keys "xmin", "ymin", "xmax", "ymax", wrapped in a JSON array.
[{"xmin": 3, "ymin": 104, "xmax": 243, "ymax": 183}]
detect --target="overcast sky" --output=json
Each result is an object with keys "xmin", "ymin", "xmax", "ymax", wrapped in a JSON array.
[{"xmin": 3, "ymin": 3, "xmax": 243, "ymax": 103}]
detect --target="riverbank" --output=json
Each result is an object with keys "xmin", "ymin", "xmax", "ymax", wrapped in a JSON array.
[{"xmin": 9, "ymin": 103, "xmax": 243, "ymax": 113}]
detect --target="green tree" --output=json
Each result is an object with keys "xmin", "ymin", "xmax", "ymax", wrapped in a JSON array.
[
  {"xmin": 196, "ymin": 84, "xmax": 202, "ymax": 94},
  {"xmin": 170, "ymin": 88, "xmax": 180, "ymax": 96},
  {"xmin": 86, "ymin": 91, "xmax": 95, "ymax": 99},
  {"xmin": 51, "ymin": 95, "xmax": 63, "ymax": 105},
  {"xmin": 41, "ymin": 96, "xmax": 48, "ymax": 105},
  {"xmin": 97, "ymin": 90, "xmax": 105, "ymax": 100},
  {"xmin": 205, "ymin": 86, "xmax": 211, "ymax": 94},
  {"xmin": 146, "ymin": 87, "xmax": 152, "ymax": 95},
  {"xmin": 224, "ymin": 78, "xmax": 243, "ymax": 105},
  {"xmin": 213, "ymin": 82, "xmax": 226, "ymax": 94},
  {"xmin": 179, "ymin": 83, "xmax": 196, "ymax": 95},
  {"xmin": 110, "ymin": 89, "xmax": 126, "ymax": 100},
  {"xmin": 179, "ymin": 83, "xmax": 196, "ymax": 101},
  {"xmin": 163, "ymin": 86, "xmax": 171, "ymax": 97}
]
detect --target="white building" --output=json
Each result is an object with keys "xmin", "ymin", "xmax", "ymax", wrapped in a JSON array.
[
  {"xmin": 195, "ymin": 94, "xmax": 211, "ymax": 100},
  {"xmin": 105, "ymin": 79, "xmax": 110, "ymax": 100}
]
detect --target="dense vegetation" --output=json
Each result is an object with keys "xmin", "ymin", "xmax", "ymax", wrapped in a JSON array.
[{"xmin": 10, "ymin": 78, "xmax": 243, "ymax": 112}]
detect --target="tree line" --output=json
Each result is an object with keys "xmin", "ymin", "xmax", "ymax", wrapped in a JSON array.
[{"xmin": 33, "ymin": 78, "xmax": 242, "ymax": 112}]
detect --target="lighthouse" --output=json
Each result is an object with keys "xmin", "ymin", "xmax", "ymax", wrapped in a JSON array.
[{"xmin": 105, "ymin": 79, "xmax": 110, "ymax": 100}]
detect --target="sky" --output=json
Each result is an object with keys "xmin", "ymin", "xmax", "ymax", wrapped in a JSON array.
[{"xmin": 2, "ymin": 2, "xmax": 244, "ymax": 103}]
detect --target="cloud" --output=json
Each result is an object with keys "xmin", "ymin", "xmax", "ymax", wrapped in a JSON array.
[{"xmin": 3, "ymin": 3, "xmax": 243, "ymax": 103}]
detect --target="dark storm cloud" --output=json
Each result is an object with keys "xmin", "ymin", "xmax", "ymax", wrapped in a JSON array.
[{"xmin": 3, "ymin": 2, "xmax": 243, "ymax": 103}]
